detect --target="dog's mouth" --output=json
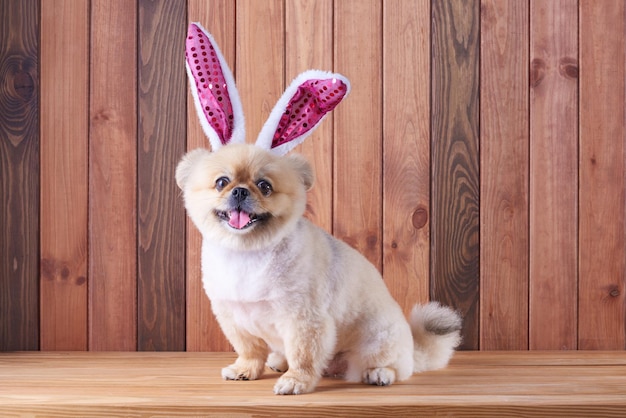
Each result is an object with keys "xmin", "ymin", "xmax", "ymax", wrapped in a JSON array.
[{"xmin": 215, "ymin": 209, "xmax": 270, "ymax": 230}]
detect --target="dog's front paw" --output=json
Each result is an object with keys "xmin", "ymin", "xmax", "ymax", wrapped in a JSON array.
[
  {"xmin": 222, "ymin": 365, "xmax": 248, "ymax": 380},
  {"xmin": 221, "ymin": 358, "xmax": 264, "ymax": 381},
  {"xmin": 273, "ymin": 373, "xmax": 317, "ymax": 395},
  {"xmin": 363, "ymin": 367, "xmax": 396, "ymax": 386}
]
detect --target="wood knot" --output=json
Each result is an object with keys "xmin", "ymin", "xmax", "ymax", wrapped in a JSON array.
[
  {"xmin": 530, "ymin": 58, "xmax": 546, "ymax": 88},
  {"xmin": 93, "ymin": 109, "xmax": 114, "ymax": 123},
  {"xmin": 40, "ymin": 258, "xmax": 86, "ymax": 285},
  {"xmin": 412, "ymin": 206, "xmax": 428, "ymax": 230},
  {"xmin": 366, "ymin": 234, "xmax": 378, "ymax": 250},
  {"xmin": 13, "ymin": 71, "xmax": 35, "ymax": 101},
  {"xmin": 608, "ymin": 285, "xmax": 621, "ymax": 298},
  {"xmin": 559, "ymin": 57, "xmax": 578, "ymax": 79},
  {"xmin": 61, "ymin": 266, "xmax": 70, "ymax": 279}
]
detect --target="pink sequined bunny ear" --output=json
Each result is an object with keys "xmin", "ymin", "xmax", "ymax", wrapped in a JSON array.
[
  {"xmin": 185, "ymin": 23, "xmax": 245, "ymax": 150},
  {"xmin": 255, "ymin": 70, "xmax": 350, "ymax": 156}
]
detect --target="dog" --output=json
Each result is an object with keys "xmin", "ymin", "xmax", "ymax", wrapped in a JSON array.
[{"xmin": 177, "ymin": 23, "xmax": 462, "ymax": 395}]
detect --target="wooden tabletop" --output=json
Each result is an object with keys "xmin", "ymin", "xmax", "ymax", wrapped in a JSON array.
[{"xmin": 1, "ymin": 351, "xmax": 625, "ymax": 416}]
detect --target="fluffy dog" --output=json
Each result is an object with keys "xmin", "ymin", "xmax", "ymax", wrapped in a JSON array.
[{"xmin": 177, "ymin": 23, "xmax": 462, "ymax": 395}]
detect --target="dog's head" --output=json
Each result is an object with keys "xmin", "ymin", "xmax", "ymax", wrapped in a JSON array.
[{"xmin": 176, "ymin": 143, "xmax": 313, "ymax": 250}]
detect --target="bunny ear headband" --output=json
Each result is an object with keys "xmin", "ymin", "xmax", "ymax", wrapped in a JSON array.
[{"xmin": 185, "ymin": 22, "xmax": 350, "ymax": 155}]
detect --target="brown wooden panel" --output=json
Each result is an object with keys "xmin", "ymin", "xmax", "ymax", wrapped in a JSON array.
[
  {"xmin": 39, "ymin": 0, "xmax": 89, "ymax": 350},
  {"xmin": 286, "ymin": 0, "xmax": 334, "ymax": 234},
  {"xmin": 578, "ymin": 0, "xmax": 626, "ymax": 350},
  {"xmin": 4, "ymin": 0, "xmax": 626, "ymax": 353},
  {"xmin": 236, "ymin": 0, "xmax": 285, "ymax": 140},
  {"xmin": 89, "ymin": 0, "xmax": 138, "ymax": 351},
  {"xmin": 382, "ymin": 0, "xmax": 431, "ymax": 314},
  {"xmin": 529, "ymin": 0, "xmax": 578, "ymax": 350},
  {"xmin": 333, "ymin": 0, "xmax": 382, "ymax": 269},
  {"xmin": 480, "ymin": 0, "xmax": 529, "ymax": 350},
  {"xmin": 0, "ymin": 0, "xmax": 39, "ymax": 351},
  {"xmin": 137, "ymin": 0, "xmax": 186, "ymax": 351},
  {"xmin": 431, "ymin": 0, "xmax": 480, "ymax": 350},
  {"xmin": 185, "ymin": 0, "xmax": 235, "ymax": 352}
]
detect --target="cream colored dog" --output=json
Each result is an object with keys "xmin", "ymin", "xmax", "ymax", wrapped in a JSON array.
[{"xmin": 177, "ymin": 23, "xmax": 462, "ymax": 395}]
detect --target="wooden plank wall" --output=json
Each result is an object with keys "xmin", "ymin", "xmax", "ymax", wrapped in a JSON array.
[
  {"xmin": 1, "ymin": 0, "xmax": 625, "ymax": 352},
  {"xmin": 0, "ymin": 0, "xmax": 40, "ymax": 351}
]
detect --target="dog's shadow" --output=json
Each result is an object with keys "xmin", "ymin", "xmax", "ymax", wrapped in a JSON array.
[{"xmin": 255, "ymin": 370, "xmax": 378, "ymax": 394}]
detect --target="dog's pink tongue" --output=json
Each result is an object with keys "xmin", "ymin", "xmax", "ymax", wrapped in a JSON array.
[{"xmin": 229, "ymin": 210, "xmax": 250, "ymax": 229}]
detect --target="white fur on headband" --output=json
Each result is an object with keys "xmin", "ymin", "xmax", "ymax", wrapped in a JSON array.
[
  {"xmin": 186, "ymin": 22, "xmax": 245, "ymax": 150},
  {"xmin": 255, "ymin": 70, "xmax": 351, "ymax": 156}
]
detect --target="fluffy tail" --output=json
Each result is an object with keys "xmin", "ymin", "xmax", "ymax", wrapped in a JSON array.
[{"xmin": 410, "ymin": 301, "xmax": 462, "ymax": 373}]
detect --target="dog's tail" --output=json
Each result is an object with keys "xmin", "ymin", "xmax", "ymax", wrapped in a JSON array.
[{"xmin": 410, "ymin": 301, "xmax": 463, "ymax": 373}]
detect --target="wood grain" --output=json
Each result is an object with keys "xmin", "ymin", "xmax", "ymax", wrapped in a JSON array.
[
  {"xmin": 431, "ymin": 0, "xmax": 480, "ymax": 349},
  {"xmin": 137, "ymin": 0, "xmax": 186, "ymax": 351},
  {"xmin": 382, "ymin": 0, "xmax": 431, "ymax": 314},
  {"xmin": 578, "ymin": 0, "xmax": 626, "ymax": 350},
  {"xmin": 236, "ymin": 0, "xmax": 285, "ymax": 141},
  {"xmin": 286, "ymin": 0, "xmax": 334, "ymax": 234},
  {"xmin": 529, "ymin": 0, "xmax": 578, "ymax": 350},
  {"xmin": 333, "ymin": 0, "xmax": 383, "ymax": 269},
  {"xmin": 479, "ymin": 0, "xmax": 529, "ymax": 350},
  {"xmin": 39, "ymin": 0, "xmax": 89, "ymax": 350},
  {"xmin": 89, "ymin": 0, "xmax": 137, "ymax": 351},
  {"xmin": 0, "ymin": 0, "xmax": 40, "ymax": 351},
  {"xmin": 185, "ymin": 0, "xmax": 235, "ymax": 352},
  {"xmin": 1, "ymin": 351, "xmax": 625, "ymax": 416},
  {"xmin": 3, "ymin": 0, "xmax": 626, "ymax": 353}
]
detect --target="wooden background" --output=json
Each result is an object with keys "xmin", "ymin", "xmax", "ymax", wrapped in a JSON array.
[{"xmin": 1, "ymin": 0, "xmax": 625, "ymax": 352}]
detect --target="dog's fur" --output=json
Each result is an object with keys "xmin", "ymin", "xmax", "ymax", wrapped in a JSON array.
[{"xmin": 176, "ymin": 143, "xmax": 462, "ymax": 395}]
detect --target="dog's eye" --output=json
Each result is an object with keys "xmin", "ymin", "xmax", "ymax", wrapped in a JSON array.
[
  {"xmin": 215, "ymin": 176, "xmax": 230, "ymax": 191},
  {"xmin": 257, "ymin": 179, "xmax": 273, "ymax": 196}
]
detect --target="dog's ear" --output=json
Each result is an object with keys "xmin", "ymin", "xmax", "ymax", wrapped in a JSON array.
[
  {"xmin": 286, "ymin": 154, "xmax": 315, "ymax": 191},
  {"xmin": 255, "ymin": 70, "xmax": 350, "ymax": 156},
  {"xmin": 176, "ymin": 148, "xmax": 209, "ymax": 189},
  {"xmin": 186, "ymin": 23, "xmax": 245, "ymax": 151}
]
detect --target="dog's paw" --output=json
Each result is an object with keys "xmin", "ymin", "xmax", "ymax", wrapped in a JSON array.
[
  {"xmin": 221, "ymin": 359, "xmax": 263, "ymax": 381},
  {"xmin": 273, "ymin": 373, "xmax": 316, "ymax": 395},
  {"xmin": 267, "ymin": 352, "xmax": 288, "ymax": 373},
  {"xmin": 221, "ymin": 364, "xmax": 250, "ymax": 380},
  {"xmin": 363, "ymin": 367, "xmax": 396, "ymax": 386}
]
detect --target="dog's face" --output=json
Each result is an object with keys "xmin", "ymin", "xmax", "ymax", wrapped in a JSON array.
[{"xmin": 176, "ymin": 143, "xmax": 314, "ymax": 250}]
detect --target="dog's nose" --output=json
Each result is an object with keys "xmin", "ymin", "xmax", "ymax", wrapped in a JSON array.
[{"xmin": 231, "ymin": 187, "xmax": 249, "ymax": 203}]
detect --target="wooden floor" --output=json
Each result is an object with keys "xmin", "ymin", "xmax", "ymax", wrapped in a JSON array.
[{"xmin": 1, "ymin": 351, "xmax": 625, "ymax": 417}]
